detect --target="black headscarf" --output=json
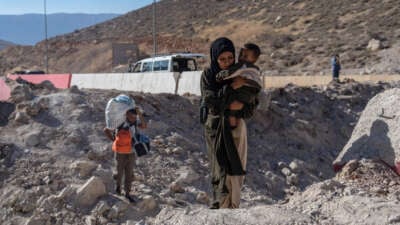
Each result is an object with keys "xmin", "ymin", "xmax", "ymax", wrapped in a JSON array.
[{"xmin": 209, "ymin": 37, "xmax": 236, "ymax": 76}]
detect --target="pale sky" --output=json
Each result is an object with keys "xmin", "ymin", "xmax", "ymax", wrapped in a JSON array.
[{"xmin": 0, "ymin": 0, "xmax": 155, "ymax": 15}]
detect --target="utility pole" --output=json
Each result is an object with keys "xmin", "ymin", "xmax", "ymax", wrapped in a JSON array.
[
  {"xmin": 152, "ymin": 0, "xmax": 157, "ymax": 57},
  {"xmin": 44, "ymin": 0, "xmax": 49, "ymax": 73}
]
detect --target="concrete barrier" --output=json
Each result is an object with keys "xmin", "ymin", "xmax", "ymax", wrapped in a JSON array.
[
  {"xmin": 0, "ymin": 77, "xmax": 11, "ymax": 101},
  {"xmin": 177, "ymin": 71, "xmax": 202, "ymax": 95},
  {"xmin": 6, "ymin": 72, "xmax": 392, "ymax": 98},
  {"xmin": 7, "ymin": 74, "xmax": 72, "ymax": 89},
  {"xmin": 70, "ymin": 73, "xmax": 177, "ymax": 94},
  {"xmin": 71, "ymin": 73, "xmax": 122, "ymax": 90}
]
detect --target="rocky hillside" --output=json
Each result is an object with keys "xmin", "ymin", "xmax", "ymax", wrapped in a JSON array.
[
  {"xmin": 1, "ymin": 0, "xmax": 400, "ymax": 75},
  {"xmin": 1, "ymin": 79, "xmax": 400, "ymax": 224},
  {"xmin": 0, "ymin": 39, "xmax": 15, "ymax": 51}
]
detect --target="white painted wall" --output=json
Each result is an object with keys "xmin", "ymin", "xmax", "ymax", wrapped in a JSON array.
[
  {"xmin": 70, "ymin": 72, "xmax": 177, "ymax": 94},
  {"xmin": 71, "ymin": 72, "xmax": 204, "ymax": 95},
  {"xmin": 177, "ymin": 71, "xmax": 202, "ymax": 96},
  {"xmin": 63, "ymin": 72, "xmax": 400, "ymax": 97}
]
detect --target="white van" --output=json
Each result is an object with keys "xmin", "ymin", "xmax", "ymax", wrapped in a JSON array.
[{"xmin": 128, "ymin": 53, "xmax": 205, "ymax": 73}]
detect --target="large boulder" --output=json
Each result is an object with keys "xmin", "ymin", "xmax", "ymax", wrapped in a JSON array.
[
  {"xmin": 75, "ymin": 176, "xmax": 106, "ymax": 207},
  {"xmin": 333, "ymin": 88, "xmax": 400, "ymax": 174}
]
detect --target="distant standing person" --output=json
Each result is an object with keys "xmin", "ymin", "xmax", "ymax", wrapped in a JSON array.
[{"xmin": 331, "ymin": 54, "xmax": 341, "ymax": 81}]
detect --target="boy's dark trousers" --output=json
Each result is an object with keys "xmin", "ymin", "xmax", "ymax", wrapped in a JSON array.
[{"xmin": 115, "ymin": 153, "xmax": 135, "ymax": 194}]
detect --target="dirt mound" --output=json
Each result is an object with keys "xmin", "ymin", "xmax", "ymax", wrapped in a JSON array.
[
  {"xmin": 154, "ymin": 159, "xmax": 400, "ymax": 225},
  {"xmin": 336, "ymin": 159, "xmax": 400, "ymax": 196},
  {"xmin": 1, "ymin": 79, "xmax": 400, "ymax": 224}
]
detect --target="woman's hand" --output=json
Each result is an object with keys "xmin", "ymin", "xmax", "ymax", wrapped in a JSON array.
[
  {"xmin": 229, "ymin": 101, "xmax": 244, "ymax": 110},
  {"xmin": 231, "ymin": 77, "xmax": 246, "ymax": 89},
  {"xmin": 135, "ymin": 106, "xmax": 144, "ymax": 115},
  {"xmin": 135, "ymin": 106, "xmax": 147, "ymax": 129},
  {"xmin": 103, "ymin": 127, "xmax": 115, "ymax": 141}
]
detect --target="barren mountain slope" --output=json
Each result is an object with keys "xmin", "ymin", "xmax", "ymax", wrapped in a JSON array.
[{"xmin": 1, "ymin": 0, "xmax": 400, "ymax": 75}]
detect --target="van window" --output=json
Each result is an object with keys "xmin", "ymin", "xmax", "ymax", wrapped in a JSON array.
[
  {"xmin": 132, "ymin": 63, "xmax": 141, "ymax": 72},
  {"xmin": 172, "ymin": 61, "xmax": 179, "ymax": 72},
  {"xmin": 160, "ymin": 60, "xmax": 169, "ymax": 70},
  {"xmin": 154, "ymin": 60, "xmax": 169, "ymax": 71},
  {"xmin": 172, "ymin": 58, "xmax": 197, "ymax": 72},
  {"xmin": 187, "ymin": 59, "xmax": 196, "ymax": 71},
  {"xmin": 142, "ymin": 62, "xmax": 153, "ymax": 72}
]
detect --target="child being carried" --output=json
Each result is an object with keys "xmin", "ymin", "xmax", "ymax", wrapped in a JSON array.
[{"xmin": 216, "ymin": 43, "xmax": 262, "ymax": 128}]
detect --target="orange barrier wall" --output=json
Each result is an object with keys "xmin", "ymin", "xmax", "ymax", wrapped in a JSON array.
[
  {"xmin": 7, "ymin": 74, "xmax": 72, "ymax": 89},
  {"xmin": 0, "ymin": 78, "xmax": 11, "ymax": 101}
]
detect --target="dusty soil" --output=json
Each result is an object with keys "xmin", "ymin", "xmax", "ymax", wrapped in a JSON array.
[{"xmin": 1, "ymin": 79, "xmax": 400, "ymax": 224}]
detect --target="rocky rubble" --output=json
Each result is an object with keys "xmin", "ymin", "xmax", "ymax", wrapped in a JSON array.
[
  {"xmin": 1, "ymin": 79, "xmax": 400, "ymax": 224},
  {"xmin": 154, "ymin": 159, "xmax": 400, "ymax": 225},
  {"xmin": 284, "ymin": 159, "xmax": 400, "ymax": 225}
]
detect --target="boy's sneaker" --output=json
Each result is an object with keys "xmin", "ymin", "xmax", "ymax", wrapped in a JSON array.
[
  {"xmin": 115, "ymin": 186, "xmax": 122, "ymax": 195},
  {"xmin": 125, "ymin": 194, "xmax": 135, "ymax": 203}
]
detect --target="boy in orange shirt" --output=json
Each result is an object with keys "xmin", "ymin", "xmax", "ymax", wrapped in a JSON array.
[{"xmin": 104, "ymin": 106, "xmax": 146, "ymax": 202}]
